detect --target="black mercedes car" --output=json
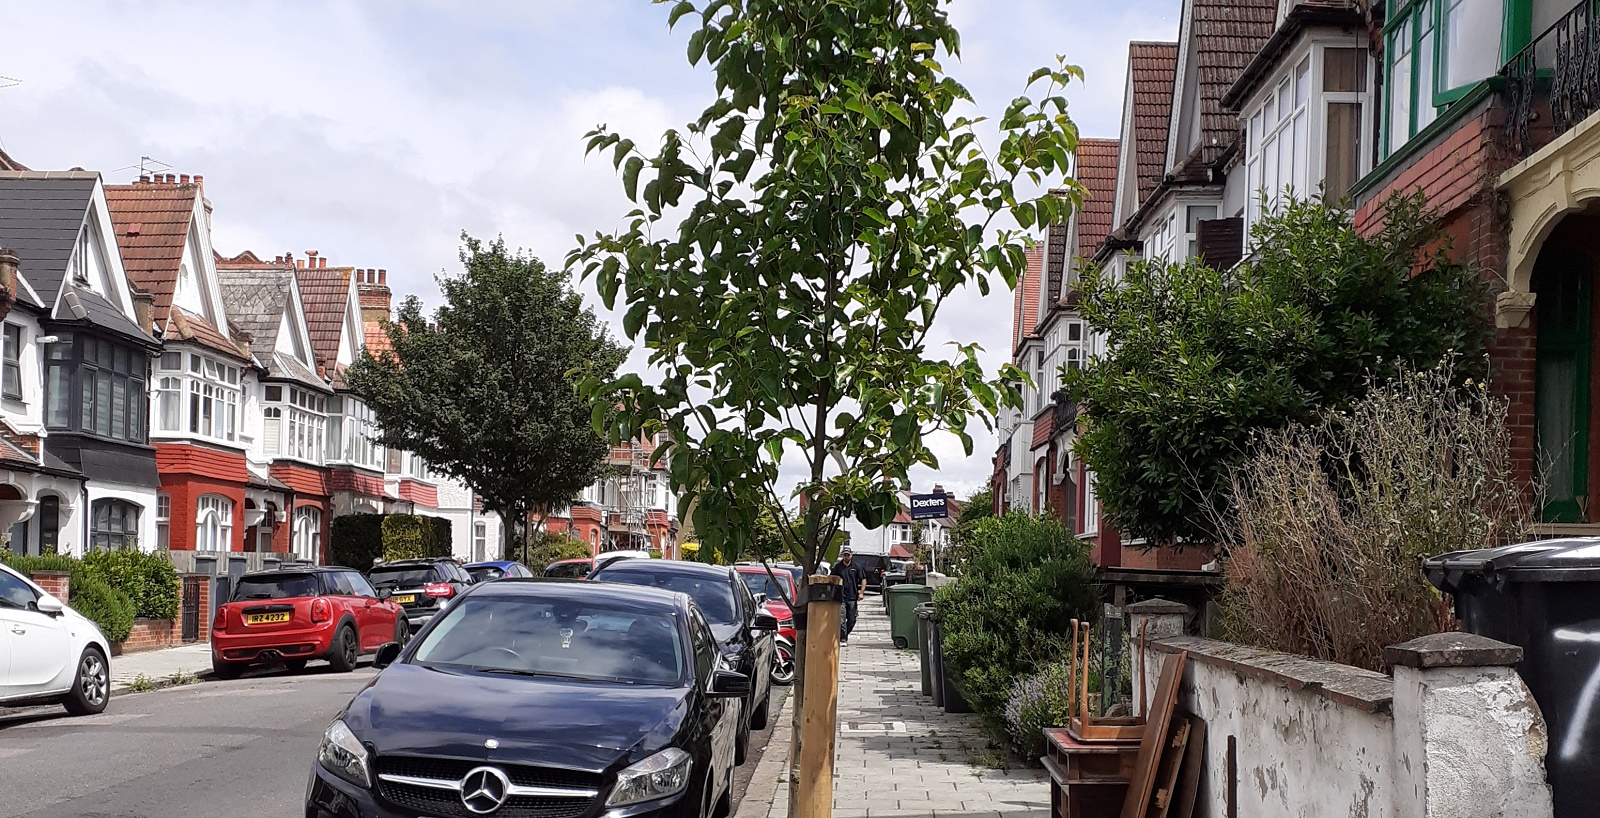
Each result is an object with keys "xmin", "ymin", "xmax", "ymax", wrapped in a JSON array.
[
  {"xmin": 306, "ymin": 580, "xmax": 746, "ymax": 818},
  {"xmin": 588, "ymin": 560, "xmax": 777, "ymax": 766}
]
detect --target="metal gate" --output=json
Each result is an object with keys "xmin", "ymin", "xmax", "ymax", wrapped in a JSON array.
[{"xmin": 181, "ymin": 575, "xmax": 203, "ymax": 642}]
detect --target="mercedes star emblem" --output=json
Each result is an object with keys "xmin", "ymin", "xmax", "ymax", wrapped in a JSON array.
[
  {"xmin": 459, "ymin": 766, "xmax": 511, "ymax": 814},
  {"xmin": 484, "ymin": 738, "xmax": 499, "ymax": 750}
]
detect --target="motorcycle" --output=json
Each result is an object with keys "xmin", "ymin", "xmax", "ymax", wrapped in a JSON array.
[{"xmin": 771, "ymin": 634, "xmax": 795, "ymax": 686}]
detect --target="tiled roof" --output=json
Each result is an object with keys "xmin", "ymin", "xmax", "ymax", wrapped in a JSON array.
[
  {"xmin": 1171, "ymin": 0, "xmax": 1278, "ymax": 180},
  {"xmin": 0, "ymin": 172, "xmax": 151, "ymax": 343},
  {"xmin": 103, "ymin": 179, "xmax": 195, "ymax": 324},
  {"xmin": 0, "ymin": 147, "xmax": 27, "ymax": 172},
  {"xmin": 1129, "ymin": 42, "xmax": 1179, "ymax": 204},
  {"xmin": 1013, "ymin": 244, "xmax": 1043, "ymax": 360},
  {"xmin": 363, "ymin": 320, "xmax": 393, "ymax": 359},
  {"xmin": 1222, "ymin": 1, "xmax": 1364, "ymax": 111},
  {"xmin": 294, "ymin": 261, "xmax": 353, "ymax": 374},
  {"xmin": 1074, "ymin": 139, "xmax": 1121, "ymax": 264},
  {"xmin": 216, "ymin": 262, "xmax": 326, "ymax": 389}
]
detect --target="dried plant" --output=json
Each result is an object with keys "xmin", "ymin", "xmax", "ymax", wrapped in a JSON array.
[{"xmin": 1220, "ymin": 362, "xmax": 1533, "ymax": 671}]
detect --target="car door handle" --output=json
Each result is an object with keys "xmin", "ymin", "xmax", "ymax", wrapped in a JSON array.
[{"xmin": 9, "ymin": 625, "xmax": 24, "ymax": 635}]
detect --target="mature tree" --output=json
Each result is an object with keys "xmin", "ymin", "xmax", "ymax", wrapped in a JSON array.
[
  {"xmin": 347, "ymin": 235, "xmax": 628, "ymax": 559},
  {"xmin": 568, "ymin": 0, "xmax": 1079, "ymax": 800},
  {"xmin": 1067, "ymin": 194, "xmax": 1488, "ymax": 547}
]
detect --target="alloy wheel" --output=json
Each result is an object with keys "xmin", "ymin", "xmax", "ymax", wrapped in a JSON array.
[{"xmin": 80, "ymin": 652, "xmax": 108, "ymax": 707}]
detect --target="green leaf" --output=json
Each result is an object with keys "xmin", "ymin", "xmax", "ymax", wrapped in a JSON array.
[
  {"xmin": 623, "ymin": 156, "xmax": 644, "ymax": 202},
  {"xmin": 667, "ymin": 1, "xmax": 695, "ymax": 27}
]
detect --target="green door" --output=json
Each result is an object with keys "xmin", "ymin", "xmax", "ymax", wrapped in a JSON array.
[{"xmin": 1535, "ymin": 248, "xmax": 1592, "ymax": 523}]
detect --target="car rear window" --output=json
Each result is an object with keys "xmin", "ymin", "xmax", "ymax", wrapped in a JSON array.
[
  {"xmin": 369, "ymin": 566, "xmax": 440, "ymax": 588},
  {"xmin": 596, "ymin": 568, "xmax": 737, "ymax": 624},
  {"xmin": 739, "ymin": 570, "xmax": 794, "ymax": 602},
  {"xmin": 469, "ymin": 566, "xmax": 506, "ymax": 582},
  {"xmin": 234, "ymin": 573, "xmax": 323, "ymax": 600},
  {"xmin": 544, "ymin": 561, "xmax": 591, "ymax": 579}
]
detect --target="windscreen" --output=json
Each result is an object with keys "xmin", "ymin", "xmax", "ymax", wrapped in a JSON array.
[
  {"xmin": 412, "ymin": 596, "xmax": 684, "ymax": 685},
  {"xmin": 597, "ymin": 568, "xmax": 737, "ymax": 624},
  {"xmin": 368, "ymin": 567, "xmax": 437, "ymax": 588},
  {"xmin": 544, "ymin": 561, "xmax": 592, "ymax": 579},
  {"xmin": 468, "ymin": 566, "xmax": 506, "ymax": 582},
  {"xmin": 233, "ymin": 573, "xmax": 322, "ymax": 600},
  {"xmin": 739, "ymin": 571, "xmax": 793, "ymax": 603}
]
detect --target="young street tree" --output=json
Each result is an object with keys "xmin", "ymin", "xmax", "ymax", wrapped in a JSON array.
[
  {"xmin": 347, "ymin": 234, "xmax": 628, "ymax": 559},
  {"xmin": 1067, "ymin": 194, "xmax": 1488, "ymax": 548},
  {"xmin": 569, "ymin": 0, "xmax": 1080, "ymax": 803}
]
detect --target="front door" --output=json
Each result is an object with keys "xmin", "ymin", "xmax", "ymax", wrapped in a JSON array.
[{"xmin": 1535, "ymin": 246, "xmax": 1593, "ymax": 523}]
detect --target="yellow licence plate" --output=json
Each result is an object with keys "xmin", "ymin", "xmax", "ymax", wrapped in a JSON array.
[
  {"xmin": 391, "ymin": 594, "xmax": 416, "ymax": 605},
  {"xmin": 246, "ymin": 612, "xmax": 291, "ymax": 625}
]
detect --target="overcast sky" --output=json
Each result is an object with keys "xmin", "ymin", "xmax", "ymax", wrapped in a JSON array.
[{"xmin": 1, "ymin": 0, "xmax": 1180, "ymax": 501}]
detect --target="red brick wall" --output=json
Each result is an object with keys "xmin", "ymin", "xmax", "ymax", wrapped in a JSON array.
[
  {"xmin": 30, "ymin": 571, "xmax": 68, "ymax": 601},
  {"xmin": 116, "ymin": 619, "xmax": 177, "ymax": 654},
  {"xmin": 160, "ymin": 473, "xmax": 248, "ymax": 553},
  {"xmin": 1116, "ymin": 544, "xmax": 1215, "ymax": 571},
  {"xmin": 1354, "ymin": 109, "xmax": 1495, "ymax": 238},
  {"xmin": 192, "ymin": 575, "xmax": 211, "ymax": 642}
]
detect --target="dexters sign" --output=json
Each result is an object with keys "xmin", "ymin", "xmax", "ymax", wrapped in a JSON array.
[{"xmin": 908, "ymin": 493, "xmax": 948, "ymax": 520}]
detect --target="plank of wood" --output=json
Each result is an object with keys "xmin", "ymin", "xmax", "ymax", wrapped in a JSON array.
[
  {"xmin": 1172, "ymin": 713, "xmax": 1207, "ymax": 818},
  {"xmin": 1149, "ymin": 719, "xmax": 1192, "ymax": 818},
  {"xmin": 1119, "ymin": 651, "xmax": 1188, "ymax": 818},
  {"xmin": 795, "ymin": 577, "xmax": 843, "ymax": 818}
]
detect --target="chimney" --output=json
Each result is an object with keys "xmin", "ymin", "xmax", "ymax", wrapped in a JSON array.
[
  {"xmin": 131, "ymin": 287, "xmax": 156, "ymax": 334},
  {"xmin": 0, "ymin": 248, "xmax": 18, "ymax": 318},
  {"xmin": 358, "ymin": 264, "xmax": 393, "ymax": 322},
  {"xmin": 319, "ymin": 256, "xmax": 327, "ymax": 269},
  {"xmin": 179, "ymin": 174, "xmax": 190, "ymax": 184},
  {"xmin": 378, "ymin": 268, "xmax": 386, "ymax": 285},
  {"xmin": 296, "ymin": 258, "xmax": 305, "ymax": 269}
]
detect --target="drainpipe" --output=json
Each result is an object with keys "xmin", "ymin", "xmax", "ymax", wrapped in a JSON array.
[{"xmin": 79, "ymin": 480, "xmax": 90, "ymax": 556}]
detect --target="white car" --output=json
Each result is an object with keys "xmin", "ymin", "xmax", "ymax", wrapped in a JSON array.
[{"xmin": 0, "ymin": 562, "xmax": 111, "ymax": 715}]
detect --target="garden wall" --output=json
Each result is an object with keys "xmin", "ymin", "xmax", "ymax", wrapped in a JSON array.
[{"xmin": 1130, "ymin": 603, "xmax": 1553, "ymax": 818}]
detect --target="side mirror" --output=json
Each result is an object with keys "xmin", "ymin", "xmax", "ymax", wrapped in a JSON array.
[
  {"xmin": 709, "ymin": 669, "xmax": 751, "ymax": 697},
  {"xmin": 751, "ymin": 613, "xmax": 780, "ymax": 632},
  {"xmin": 375, "ymin": 588, "xmax": 391, "ymax": 600},
  {"xmin": 35, "ymin": 594, "xmax": 64, "ymax": 616},
  {"xmin": 374, "ymin": 642, "xmax": 403, "ymax": 669},
  {"xmin": 753, "ymin": 593, "xmax": 767, "ymax": 606}
]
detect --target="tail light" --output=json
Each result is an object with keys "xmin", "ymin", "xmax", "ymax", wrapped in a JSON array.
[
  {"xmin": 424, "ymin": 583, "xmax": 454, "ymax": 599},
  {"xmin": 311, "ymin": 597, "xmax": 332, "ymax": 623},
  {"xmin": 213, "ymin": 608, "xmax": 228, "ymax": 632}
]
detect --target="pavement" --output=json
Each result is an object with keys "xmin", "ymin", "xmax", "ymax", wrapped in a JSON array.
[
  {"xmin": 751, "ymin": 602, "xmax": 1051, "ymax": 818},
  {"xmin": 108, "ymin": 642, "xmax": 214, "ymax": 692},
  {"xmin": 0, "ymin": 661, "xmax": 377, "ymax": 818}
]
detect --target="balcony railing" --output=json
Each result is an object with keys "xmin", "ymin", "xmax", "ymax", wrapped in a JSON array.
[
  {"xmin": 1051, "ymin": 391, "xmax": 1079, "ymax": 431},
  {"xmin": 1504, "ymin": 0, "xmax": 1600, "ymax": 157}
]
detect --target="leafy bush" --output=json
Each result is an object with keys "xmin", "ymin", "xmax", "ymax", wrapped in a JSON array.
[
  {"xmin": 67, "ymin": 571, "xmax": 136, "ymax": 643},
  {"xmin": 523, "ymin": 532, "xmax": 592, "ymax": 571},
  {"xmin": 934, "ymin": 513, "xmax": 1098, "ymax": 724},
  {"xmin": 1004, "ymin": 659, "xmax": 1077, "ymax": 760},
  {"xmin": 429, "ymin": 515, "xmax": 452, "ymax": 556},
  {"xmin": 1222, "ymin": 363, "xmax": 1531, "ymax": 671},
  {"xmin": 0, "ymin": 551, "xmax": 76, "ymax": 575},
  {"xmin": 331, "ymin": 513, "xmax": 386, "ymax": 568},
  {"xmin": 80, "ymin": 549, "xmax": 180, "ymax": 620},
  {"xmin": 382, "ymin": 515, "xmax": 435, "ymax": 561}
]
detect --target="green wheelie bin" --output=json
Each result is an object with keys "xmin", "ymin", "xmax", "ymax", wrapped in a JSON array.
[{"xmin": 887, "ymin": 583, "xmax": 933, "ymax": 648}]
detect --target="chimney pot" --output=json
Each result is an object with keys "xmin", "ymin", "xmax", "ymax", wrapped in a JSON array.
[
  {"xmin": 179, "ymin": 174, "xmax": 190, "ymax": 184},
  {"xmin": 193, "ymin": 174, "xmax": 203, "ymax": 187},
  {"xmin": 164, "ymin": 174, "xmax": 174, "ymax": 183},
  {"xmin": 378, "ymin": 269, "xmax": 386, "ymax": 284},
  {"xmin": 296, "ymin": 259, "xmax": 305, "ymax": 269},
  {"xmin": 319, "ymin": 257, "xmax": 327, "ymax": 269}
]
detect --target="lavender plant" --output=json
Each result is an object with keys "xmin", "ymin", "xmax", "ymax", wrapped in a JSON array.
[{"xmin": 1002, "ymin": 659, "xmax": 1076, "ymax": 761}]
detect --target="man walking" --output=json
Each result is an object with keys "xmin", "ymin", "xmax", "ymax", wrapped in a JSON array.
[{"xmin": 836, "ymin": 547, "xmax": 866, "ymax": 644}]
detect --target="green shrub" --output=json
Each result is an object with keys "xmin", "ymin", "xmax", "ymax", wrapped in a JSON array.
[
  {"xmin": 934, "ymin": 513, "xmax": 1098, "ymax": 725},
  {"xmin": 67, "ymin": 571, "xmax": 136, "ymax": 643},
  {"xmin": 80, "ymin": 549, "xmax": 180, "ymax": 620},
  {"xmin": 0, "ymin": 551, "xmax": 76, "ymax": 575},
  {"xmin": 331, "ymin": 513, "xmax": 386, "ymax": 568},
  {"xmin": 522, "ymin": 532, "xmax": 592, "ymax": 571},
  {"xmin": 428, "ymin": 515, "xmax": 452, "ymax": 556},
  {"xmin": 380, "ymin": 514, "xmax": 451, "ymax": 561},
  {"xmin": 1003, "ymin": 659, "xmax": 1077, "ymax": 760}
]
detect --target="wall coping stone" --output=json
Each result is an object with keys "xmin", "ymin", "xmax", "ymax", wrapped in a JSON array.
[
  {"xmin": 29, "ymin": 570, "xmax": 69, "ymax": 578},
  {"xmin": 1152, "ymin": 635, "xmax": 1394, "ymax": 714},
  {"xmin": 1383, "ymin": 632, "xmax": 1524, "ymax": 669},
  {"xmin": 1126, "ymin": 598, "xmax": 1188, "ymax": 614}
]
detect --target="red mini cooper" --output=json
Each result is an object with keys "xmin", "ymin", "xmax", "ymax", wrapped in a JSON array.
[{"xmin": 210, "ymin": 566, "xmax": 405, "ymax": 679}]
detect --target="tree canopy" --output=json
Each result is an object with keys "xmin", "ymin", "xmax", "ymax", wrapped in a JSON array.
[
  {"xmin": 1067, "ymin": 193, "xmax": 1488, "ymax": 547},
  {"xmin": 347, "ymin": 234, "xmax": 628, "ymax": 552},
  {"xmin": 569, "ymin": 0, "xmax": 1082, "ymax": 584}
]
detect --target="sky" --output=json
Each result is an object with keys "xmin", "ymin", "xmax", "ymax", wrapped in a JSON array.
[{"xmin": 0, "ymin": 0, "xmax": 1181, "ymax": 501}]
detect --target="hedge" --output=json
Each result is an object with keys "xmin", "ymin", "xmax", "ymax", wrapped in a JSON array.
[
  {"xmin": 331, "ymin": 513, "xmax": 386, "ymax": 568},
  {"xmin": 80, "ymin": 549, "xmax": 180, "ymax": 619},
  {"xmin": 0, "ymin": 550, "xmax": 139, "ymax": 642}
]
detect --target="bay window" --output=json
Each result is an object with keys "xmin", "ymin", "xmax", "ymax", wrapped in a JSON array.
[
  {"xmin": 154, "ymin": 351, "xmax": 240, "ymax": 442},
  {"xmin": 1385, "ymin": 0, "xmax": 1523, "ymax": 158},
  {"xmin": 326, "ymin": 396, "xmax": 382, "ymax": 468},
  {"xmin": 262, "ymin": 385, "xmax": 327, "ymax": 463},
  {"xmin": 44, "ymin": 334, "xmax": 148, "ymax": 444},
  {"xmin": 3, "ymin": 323, "xmax": 22, "ymax": 401}
]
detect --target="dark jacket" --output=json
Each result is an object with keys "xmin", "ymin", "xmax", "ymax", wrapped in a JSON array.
[{"xmin": 837, "ymin": 560, "xmax": 865, "ymax": 599}]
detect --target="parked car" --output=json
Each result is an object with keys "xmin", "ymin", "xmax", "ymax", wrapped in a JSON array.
[
  {"xmin": 211, "ymin": 566, "xmax": 405, "ymax": 679},
  {"xmin": 848, "ymin": 553, "xmax": 890, "ymax": 593},
  {"xmin": 463, "ymin": 560, "xmax": 534, "ymax": 582},
  {"xmin": 0, "ymin": 562, "xmax": 110, "ymax": 716},
  {"xmin": 596, "ymin": 549, "xmax": 652, "ymax": 570},
  {"xmin": 590, "ymin": 559, "xmax": 776, "ymax": 765},
  {"xmin": 367, "ymin": 558, "xmax": 476, "ymax": 630},
  {"xmin": 305, "ymin": 579, "xmax": 745, "ymax": 818},
  {"xmin": 544, "ymin": 558, "xmax": 594, "ymax": 579},
  {"xmin": 734, "ymin": 565, "xmax": 797, "ymax": 686}
]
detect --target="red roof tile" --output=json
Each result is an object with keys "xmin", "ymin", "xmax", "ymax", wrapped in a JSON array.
[
  {"xmin": 1013, "ymin": 244, "xmax": 1043, "ymax": 360},
  {"xmin": 1073, "ymin": 139, "xmax": 1121, "ymax": 264},
  {"xmin": 363, "ymin": 320, "xmax": 393, "ymax": 360},
  {"xmin": 1129, "ymin": 42, "xmax": 1179, "ymax": 204},
  {"xmin": 294, "ymin": 260, "xmax": 354, "ymax": 374},
  {"xmin": 1171, "ymin": 0, "xmax": 1279, "ymax": 179}
]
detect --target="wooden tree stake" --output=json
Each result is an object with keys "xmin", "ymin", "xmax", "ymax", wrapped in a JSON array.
[{"xmin": 796, "ymin": 576, "xmax": 843, "ymax": 818}]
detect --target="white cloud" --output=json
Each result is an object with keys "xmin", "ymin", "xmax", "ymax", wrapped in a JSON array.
[{"xmin": 0, "ymin": 0, "xmax": 1180, "ymax": 504}]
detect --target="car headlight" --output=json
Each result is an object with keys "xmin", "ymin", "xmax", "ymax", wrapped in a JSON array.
[
  {"xmin": 605, "ymin": 748, "xmax": 692, "ymax": 807},
  {"xmin": 317, "ymin": 718, "xmax": 371, "ymax": 788}
]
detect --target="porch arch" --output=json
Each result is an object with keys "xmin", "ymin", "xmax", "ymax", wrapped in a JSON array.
[{"xmin": 1498, "ymin": 118, "xmax": 1600, "ymax": 327}]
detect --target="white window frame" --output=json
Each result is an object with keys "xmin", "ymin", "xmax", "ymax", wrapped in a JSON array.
[
  {"xmin": 294, "ymin": 506, "xmax": 322, "ymax": 563},
  {"xmin": 156, "ymin": 492, "xmax": 170, "ymax": 551},
  {"xmin": 473, "ymin": 522, "xmax": 487, "ymax": 561},
  {"xmin": 264, "ymin": 386, "xmax": 327, "ymax": 464},
  {"xmin": 1244, "ymin": 40, "xmax": 1375, "ymax": 231},
  {"xmin": 196, "ymin": 494, "xmax": 232, "ymax": 553},
  {"xmin": 154, "ymin": 350, "xmax": 241, "ymax": 443},
  {"xmin": 1081, "ymin": 470, "xmax": 1100, "ymax": 539}
]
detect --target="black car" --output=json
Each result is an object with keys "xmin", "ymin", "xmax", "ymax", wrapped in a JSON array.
[
  {"xmin": 367, "ymin": 558, "xmax": 476, "ymax": 630},
  {"xmin": 306, "ymin": 580, "xmax": 745, "ymax": 818},
  {"xmin": 589, "ymin": 560, "xmax": 777, "ymax": 766}
]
